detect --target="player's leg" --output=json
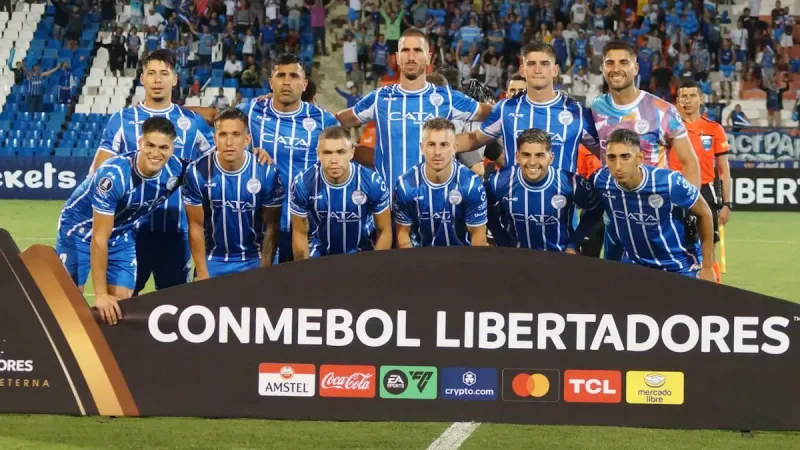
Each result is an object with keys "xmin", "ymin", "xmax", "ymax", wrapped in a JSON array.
[
  {"xmin": 106, "ymin": 244, "xmax": 137, "ymax": 299},
  {"xmin": 151, "ymin": 232, "xmax": 192, "ymax": 290},
  {"xmin": 133, "ymin": 231, "xmax": 155, "ymax": 295},
  {"xmin": 273, "ymin": 230, "xmax": 295, "ymax": 264},
  {"xmin": 700, "ymin": 183, "xmax": 721, "ymax": 283},
  {"xmin": 55, "ymin": 237, "xmax": 88, "ymax": 294}
]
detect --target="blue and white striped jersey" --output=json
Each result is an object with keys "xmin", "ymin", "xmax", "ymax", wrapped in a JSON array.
[
  {"xmin": 237, "ymin": 98, "xmax": 339, "ymax": 231},
  {"xmin": 58, "ymin": 153, "xmax": 188, "ymax": 246},
  {"xmin": 393, "ymin": 162, "xmax": 488, "ymax": 247},
  {"xmin": 486, "ymin": 165, "xmax": 600, "ymax": 251},
  {"xmin": 479, "ymin": 91, "xmax": 599, "ymax": 173},
  {"xmin": 290, "ymin": 162, "xmax": 390, "ymax": 256},
  {"xmin": 98, "ymin": 103, "xmax": 215, "ymax": 234},
  {"xmin": 182, "ymin": 151, "xmax": 285, "ymax": 262},
  {"xmin": 592, "ymin": 165, "xmax": 702, "ymax": 273},
  {"xmin": 351, "ymin": 83, "xmax": 479, "ymax": 193}
]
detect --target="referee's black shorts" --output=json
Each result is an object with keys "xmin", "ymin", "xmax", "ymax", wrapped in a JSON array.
[{"xmin": 700, "ymin": 183, "xmax": 720, "ymax": 244}]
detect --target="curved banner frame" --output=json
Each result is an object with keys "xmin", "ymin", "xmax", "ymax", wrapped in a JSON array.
[{"xmin": 1, "ymin": 228, "xmax": 799, "ymax": 430}]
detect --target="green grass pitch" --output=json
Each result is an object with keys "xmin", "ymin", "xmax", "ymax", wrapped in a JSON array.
[{"xmin": 1, "ymin": 200, "xmax": 799, "ymax": 449}]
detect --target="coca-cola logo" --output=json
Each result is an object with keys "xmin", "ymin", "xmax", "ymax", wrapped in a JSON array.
[
  {"xmin": 319, "ymin": 365, "xmax": 377, "ymax": 398},
  {"xmin": 321, "ymin": 372, "xmax": 373, "ymax": 390}
]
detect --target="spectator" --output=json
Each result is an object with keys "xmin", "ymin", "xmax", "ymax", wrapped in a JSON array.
[
  {"xmin": 56, "ymin": 62, "xmax": 73, "ymax": 104},
  {"xmin": 260, "ymin": 21, "xmax": 277, "ymax": 61},
  {"xmin": 265, "ymin": 0, "xmax": 280, "ymax": 25},
  {"xmin": 162, "ymin": 0, "xmax": 177, "ymax": 18},
  {"xmin": 65, "ymin": 4, "xmax": 85, "ymax": 51},
  {"xmin": 9, "ymin": 61, "xmax": 23, "ymax": 85},
  {"xmin": 176, "ymin": 39, "xmax": 190, "ymax": 70},
  {"xmin": 456, "ymin": 17, "xmax": 483, "ymax": 57},
  {"xmin": 162, "ymin": 15, "xmax": 179, "ymax": 47},
  {"xmin": 484, "ymin": 55, "xmax": 503, "ymax": 93},
  {"xmin": 380, "ymin": 4, "xmax": 404, "ymax": 53},
  {"xmin": 242, "ymin": 65, "xmax": 259, "ymax": 87},
  {"xmin": 234, "ymin": 90, "xmax": 244, "ymax": 106},
  {"xmin": 371, "ymin": 33, "xmax": 388, "ymax": 88},
  {"xmin": 652, "ymin": 59, "xmax": 674, "ymax": 101},
  {"xmin": 243, "ymin": 28, "xmax": 256, "ymax": 59},
  {"xmin": 728, "ymin": 104, "xmax": 751, "ymax": 131},
  {"xmin": 342, "ymin": 31, "xmax": 358, "ymax": 75},
  {"xmin": 189, "ymin": 79, "xmax": 201, "ymax": 97},
  {"xmin": 21, "ymin": 64, "xmax": 58, "ymax": 112},
  {"xmin": 570, "ymin": 65, "xmax": 590, "ymax": 105},
  {"xmin": 411, "ymin": 0, "xmax": 428, "ymax": 29},
  {"xmin": 104, "ymin": 34, "xmax": 127, "ymax": 77},
  {"xmin": 349, "ymin": 62, "xmax": 365, "ymax": 93},
  {"xmin": 234, "ymin": 1, "xmax": 254, "ymax": 35},
  {"xmin": 126, "ymin": 27, "xmax": 141, "ymax": 70},
  {"xmin": 130, "ymin": 0, "xmax": 144, "ymax": 28},
  {"xmin": 570, "ymin": 0, "xmax": 589, "ymax": 27},
  {"xmin": 704, "ymin": 93, "xmax": 727, "ymax": 124},
  {"xmin": 221, "ymin": 25, "xmax": 238, "ymax": 61},
  {"xmin": 778, "ymin": 7, "xmax": 794, "ymax": 63},
  {"xmin": 224, "ymin": 55, "xmax": 243, "ymax": 78},
  {"xmin": 761, "ymin": 73, "xmax": 791, "ymax": 127},
  {"xmin": 287, "ymin": 0, "xmax": 304, "ymax": 31},
  {"xmin": 146, "ymin": 8, "xmax": 165, "ymax": 30},
  {"xmin": 336, "ymin": 82, "xmax": 362, "ymax": 109},
  {"xmin": 100, "ymin": 0, "xmax": 116, "ymax": 31},
  {"xmin": 52, "ymin": 0, "xmax": 70, "ymax": 40},
  {"xmin": 309, "ymin": 0, "xmax": 330, "ymax": 56},
  {"xmin": 190, "ymin": 24, "xmax": 217, "ymax": 68},
  {"xmin": 679, "ymin": 60, "xmax": 696, "ymax": 84},
  {"xmin": 756, "ymin": 43, "xmax": 776, "ymax": 89},
  {"xmin": 145, "ymin": 26, "xmax": 160, "ymax": 56}
]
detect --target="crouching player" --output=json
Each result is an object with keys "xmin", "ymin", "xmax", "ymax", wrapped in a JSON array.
[
  {"xmin": 393, "ymin": 118, "xmax": 488, "ymax": 247},
  {"xmin": 485, "ymin": 129, "xmax": 604, "ymax": 252},
  {"xmin": 290, "ymin": 126, "xmax": 392, "ymax": 259},
  {"xmin": 592, "ymin": 129, "xmax": 716, "ymax": 281},
  {"xmin": 56, "ymin": 117, "xmax": 188, "ymax": 324},
  {"xmin": 182, "ymin": 108, "xmax": 284, "ymax": 279}
]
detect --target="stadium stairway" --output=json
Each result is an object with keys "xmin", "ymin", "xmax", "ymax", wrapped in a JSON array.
[{"xmin": 311, "ymin": 3, "xmax": 352, "ymax": 113}]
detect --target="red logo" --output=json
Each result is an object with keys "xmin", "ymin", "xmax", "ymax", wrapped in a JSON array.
[
  {"xmin": 564, "ymin": 370, "xmax": 622, "ymax": 403},
  {"xmin": 319, "ymin": 365, "xmax": 376, "ymax": 398}
]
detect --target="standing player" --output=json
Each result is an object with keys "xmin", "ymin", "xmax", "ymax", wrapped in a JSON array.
[
  {"xmin": 90, "ymin": 49, "xmax": 215, "ymax": 295},
  {"xmin": 455, "ymin": 42, "xmax": 600, "ymax": 174},
  {"xmin": 592, "ymin": 129, "xmax": 716, "ymax": 281},
  {"xmin": 591, "ymin": 40, "xmax": 701, "ymax": 260},
  {"xmin": 670, "ymin": 81, "xmax": 732, "ymax": 282},
  {"xmin": 290, "ymin": 126, "xmax": 392, "ymax": 259},
  {"xmin": 56, "ymin": 118, "xmax": 188, "ymax": 324},
  {"xmin": 486, "ymin": 129, "xmax": 603, "ymax": 252},
  {"xmin": 335, "ymin": 28, "xmax": 493, "ymax": 196},
  {"xmin": 236, "ymin": 53, "xmax": 339, "ymax": 263},
  {"xmin": 393, "ymin": 118, "xmax": 488, "ymax": 247},
  {"xmin": 182, "ymin": 108, "xmax": 284, "ymax": 279}
]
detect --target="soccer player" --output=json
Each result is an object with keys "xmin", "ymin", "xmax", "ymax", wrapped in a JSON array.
[
  {"xmin": 455, "ymin": 42, "xmax": 600, "ymax": 174},
  {"xmin": 393, "ymin": 118, "xmax": 488, "ymax": 247},
  {"xmin": 290, "ymin": 126, "xmax": 392, "ymax": 258},
  {"xmin": 591, "ymin": 129, "xmax": 716, "ymax": 282},
  {"xmin": 591, "ymin": 40, "xmax": 701, "ymax": 261},
  {"xmin": 235, "ymin": 53, "xmax": 339, "ymax": 263},
  {"xmin": 56, "ymin": 117, "xmax": 188, "ymax": 324},
  {"xmin": 336, "ymin": 28, "xmax": 493, "ymax": 195},
  {"xmin": 670, "ymin": 81, "xmax": 732, "ymax": 281},
  {"xmin": 90, "ymin": 49, "xmax": 215, "ymax": 295},
  {"xmin": 182, "ymin": 108, "xmax": 284, "ymax": 279},
  {"xmin": 485, "ymin": 129, "xmax": 603, "ymax": 252}
]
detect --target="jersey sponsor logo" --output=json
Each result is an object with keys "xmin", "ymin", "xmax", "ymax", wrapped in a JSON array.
[
  {"xmin": 319, "ymin": 364, "xmax": 376, "ymax": 398},
  {"xmin": 448, "ymin": 189, "xmax": 462, "ymax": 205},
  {"xmin": 558, "ymin": 110, "xmax": 574, "ymax": 126},
  {"xmin": 510, "ymin": 213, "xmax": 560, "ymax": 225},
  {"xmin": 612, "ymin": 210, "xmax": 659, "ymax": 226},
  {"xmin": 352, "ymin": 190, "xmax": 367, "ymax": 205},
  {"xmin": 551, "ymin": 194, "xmax": 567, "ymax": 209},
  {"xmin": 508, "ymin": 112, "xmax": 525, "ymax": 118},
  {"xmin": 246, "ymin": 178, "xmax": 261, "ymax": 194},
  {"xmin": 388, "ymin": 111, "xmax": 436, "ymax": 124},
  {"xmin": 211, "ymin": 199, "xmax": 256, "ymax": 213},
  {"xmin": 419, "ymin": 211, "xmax": 453, "ymax": 222},
  {"xmin": 177, "ymin": 117, "xmax": 192, "ymax": 131},
  {"xmin": 648, "ymin": 194, "xmax": 664, "ymax": 209},
  {"xmin": 430, "ymin": 93, "xmax": 444, "ymax": 107},
  {"xmin": 258, "ymin": 363, "xmax": 316, "ymax": 397},
  {"xmin": 625, "ymin": 371, "xmax": 685, "ymax": 405},
  {"xmin": 302, "ymin": 118, "xmax": 317, "ymax": 132},
  {"xmin": 564, "ymin": 370, "xmax": 622, "ymax": 403},
  {"xmin": 259, "ymin": 133, "xmax": 311, "ymax": 149},
  {"xmin": 318, "ymin": 210, "xmax": 363, "ymax": 223}
]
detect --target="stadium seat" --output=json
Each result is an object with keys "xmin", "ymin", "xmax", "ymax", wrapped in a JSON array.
[
  {"xmin": 54, "ymin": 147, "xmax": 71, "ymax": 156},
  {"xmin": 72, "ymin": 147, "xmax": 89, "ymax": 157},
  {"xmin": 0, "ymin": 147, "xmax": 12, "ymax": 157},
  {"xmin": 26, "ymin": 130, "xmax": 41, "ymax": 140},
  {"xmin": 10, "ymin": 129, "xmax": 23, "ymax": 139},
  {"xmin": 44, "ymin": 130, "xmax": 58, "ymax": 140}
]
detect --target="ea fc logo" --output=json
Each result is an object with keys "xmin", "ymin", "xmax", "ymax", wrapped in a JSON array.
[{"xmin": 512, "ymin": 373, "xmax": 550, "ymax": 398}]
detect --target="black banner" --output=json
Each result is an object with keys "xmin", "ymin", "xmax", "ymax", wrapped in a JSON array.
[
  {"xmin": 732, "ymin": 168, "xmax": 800, "ymax": 212},
  {"xmin": 1, "ymin": 228, "xmax": 800, "ymax": 430}
]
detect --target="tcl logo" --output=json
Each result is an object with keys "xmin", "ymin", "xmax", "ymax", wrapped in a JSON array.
[
  {"xmin": 319, "ymin": 365, "xmax": 376, "ymax": 398},
  {"xmin": 564, "ymin": 370, "xmax": 621, "ymax": 403}
]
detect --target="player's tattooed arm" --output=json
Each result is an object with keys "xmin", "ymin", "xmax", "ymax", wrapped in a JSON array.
[
  {"xmin": 261, "ymin": 207, "xmax": 281, "ymax": 266},
  {"xmin": 291, "ymin": 214, "xmax": 311, "ymax": 260},
  {"xmin": 455, "ymin": 129, "xmax": 494, "ymax": 154},
  {"xmin": 335, "ymin": 109, "xmax": 364, "ymax": 129},
  {"xmin": 395, "ymin": 223, "xmax": 414, "ymax": 249},
  {"xmin": 373, "ymin": 209, "xmax": 393, "ymax": 250},
  {"xmin": 354, "ymin": 145, "xmax": 375, "ymax": 168},
  {"xmin": 185, "ymin": 204, "xmax": 211, "ymax": 280}
]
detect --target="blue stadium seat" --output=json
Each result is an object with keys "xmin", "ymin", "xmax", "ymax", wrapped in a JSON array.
[
  {"xmin": 50, "ymin": 113, "xmax": 67, "ymax": 123},
  {"xmin": 46, "ymin": 39, "xmax": 61, "ymax": 49},
  {"xmin": 58, "ymin": 49, "xmax": 73, "ymax": 60},
  {"xmin": 68, "ymin": 121, "xmax": 82, "ymax": 131},
  {"xmin": 53, "ymin": 104, "xmax": 68, "ymax": 114},
  {"xmin": 31, "ymin": 147, "xmax": 51, "ymax": 157},
  {"xmin": 79, "ymin": 132, "xmax": 93, "ymax": 141},
  {"xmin": 72, "ymin": 114, "xmax": 87, "ymax": 123},
  {"xmin": 72, "ymin": 147, "xmax": 89, "ymax": 157},
  {"xmin": 88, "ymin": 114, "xmax": 104, "ymax": 123},
  {"xmin": 19, "ymin": 112, "xmax": 31, "ymax": 122},
  {"xmin": 60, "ymin": 139, "xmax": 75, "ymax": 148},
  {"xmin": 223, "ymin": 78, "xmax": 238, "ymax": 88},
  {"xmin": 88, "ymin": 147, "xmax": 97, "ymax": 158},
  {"xmin": 6, "ymin": 138, "xmax": 19, "ymax": 148},
  {"xmin": 241, "ymin": 88, "xmax": 254, "ymax": 98},
  {"xmin": 16, "ymin": 147, "xmax": 33, "ymax": 156},
  {"xmin": 10, "ymin": 129, "xmax": 24, "ymax": 139},
  {"xmin": 43, "ymin": 94, "xmax": 55, "ymax": 105},
  {"xmin": 4, "ymin": 104, "xmax": 18, "ymax": 115},
  {"xmin": 85, "ymin": 122, "xmax": 99, "ymax": 133},
  {"xmin": 27, "ymin": 130, "xmax": 41, "ymax": 140},
  {"xmin": 208, "ymin": 79, "xmax": 223, "ymax": 88},
  {"xmin": 43, "ymin": 139, "xmax": 55, "ymax": 149},
  {"xmin": 64, "ymin": 130, "xmax": 79, "ymax": 141},
  {"xmin": 0, "ymin": 147, "xmax": 12, "ymax": 157},
  {"xmin": 24, "ymin": 138, "xmax": 38, "ymax": 148},
  {"xmin": 45, "ymin": 121, "xmax": 62, "ymax": 132},
  {"xmin": 32, "ymin": 112, "xmax": 47, "ymax": 122},
  {"xmin": 54, "ymin": 147, "xmax": 71, "ymax": 156},
  {"xmin": 29, "ymin": 122, "xmax": 45, "ymax": 132},
  {"xmin": 43, "ymin": 48, "xmax": 58, "ymax": 59},
  {"xmin": 0, "ymin": 120, "xmax": 10, "ymax": 130},
  {"xmin": 44, "ymin": 130, "xmax": 59, "ymax": 140},
  {"xmin": 80, "ymin": 139, "xmax": 91, "ymax": 149}
]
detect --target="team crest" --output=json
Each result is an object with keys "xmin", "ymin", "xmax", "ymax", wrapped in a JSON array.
[
  {"xmin": 701, "ymin": 134, "xmax": 713, "ymax": 151},
  {"xmin": 648, "ymin": 194, "xmax": 664, "ymax": 209},
  {"xmin": 558, "ymin": 110, "xmax": 573, "ymax": 126},
  {"xmin": 448, "ymin": 189, "xmax": 463, "ymax": 205},
  {"xmin": 551, "ymin": 194, "xmax": 567, "ymax": 209},
  {"xmin": 352, "ymin": 190, "xmax": 367, "ymax": 205},
  {"xmin": 430, "ymin": 93, "xmax": 444, "ymax": 107},
  {"xmin": 97, "ymin": 176, "xmax": 113, "ymax": 193},
  {"xmin": 635, "ymin": 120, "xmax": 648, "ymax": 135},
  {"xmin": 246, "ymin": 178, "xmax": 261, "ymax": 194},
  {"xmin": 302, "ymin": 118, "xmax": 317, "ymax": 132},
  {"xmin": 177, "ymin": 117, "xmax": 192, "ymax": 131},
  {"xmin": 166, "ymin": 176, "xmax": 179, "ymax": 191}
]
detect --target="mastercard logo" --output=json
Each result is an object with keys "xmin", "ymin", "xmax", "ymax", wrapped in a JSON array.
[{"xmin": 511, "ymin": 373, "xmax": 551, "ymax": 397}]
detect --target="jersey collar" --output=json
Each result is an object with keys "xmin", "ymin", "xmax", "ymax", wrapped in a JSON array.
[
  {"xmin": 137, "ymin": 102, "xmax": 176, "ymax": 115},
  {"xmin": 421, "ymin": 162, "xmax": 456, "ymax": 188},
  {"xmin": 214, "ymin": 150, "xmax": 251, "ymax": 175},
  {"xmin": 524, "ymin": 90, "xmax": 563, "ymax": 107},
  {"xmin": 133, "ymin": 153, "xmax": 164, "ymax": 180},
  {"xmin": 268, "ymin": 99, "xmax": 304, "ymax": 117},
  {"xmin": 516, "ymin": 165, "xmax": 555, "ymax": 191},
  {"xmin": 613, "ymin": 165, "xmax": 649, "ymax": 192},
  {"xmin": 320, "ymin": 162, "xmax": 355, "ymax": 188},
  {"xmin": 608, "ymin": 90, "xmax": 646, "ymax": 111},
  {"xmin": 397, "ymin": 82, "xmax": 432, "ymax": 95}
]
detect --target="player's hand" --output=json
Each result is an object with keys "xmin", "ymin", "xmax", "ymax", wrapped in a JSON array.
[
  {"xmin": 565, "ymin": 247, "xmax": 578, "ymax": 255},
  {"xmin": 719, "ymin": 206, "xmax": 730, "ymax": 226},
  {"xmin": 697, "ymin": 267, "xmax": 716, "ymax": 283},
  {"xmin": 95, "ymin": 294, "xmax": 122, "ymax": 325},
  {"xmin": 256, "ymin": 93, "xmax": 274, "ymax": 102},
  {"xmin": 252, "ymin": 147, "xmax": 274, "ymax": 165}
]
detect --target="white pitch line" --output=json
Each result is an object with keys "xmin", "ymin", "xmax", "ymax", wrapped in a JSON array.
[{"xmin": 426, "ymin": 422, "xmax": 481, "ymax": 450}]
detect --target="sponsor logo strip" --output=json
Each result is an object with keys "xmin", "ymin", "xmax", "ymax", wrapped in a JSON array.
[
  {"xmin": 501, "ymin": 368, "xmax": 560, "ymax": 402},
  {"xmin": 563, "ymin": 370, "xmax": 622, "ymax": 403},
  {"xmin": 625, "ymin": 371, "xmax": 684, "ymax": 405},
  {"xmin": 319, "ymin": 364, "xmax": 376, "ymax": 398},
  {"xmin": 258, "ymin": 363, "xmax": 316, "ymax": 397},
  {"xmin": 440, "ymin": 368, "xmax": 497, "ymax": 401},
  {"xmin": 379, "ymin": 365, "xmax": 438, "ymax": 400}
]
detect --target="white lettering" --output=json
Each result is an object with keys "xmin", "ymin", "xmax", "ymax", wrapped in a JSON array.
[
  {"xmin": 762, "ymin": 316, "xmax": 791, "ymax": 354},
  {"xmin": 297, "ymin": 308, "xmax": 323, "ymax": 345},
  {"xmin": 326, "ymin": 309, "xmax": 353, "ymax": 346},
  {"xmin": 219, "ymin": 307, "xmax": 250, "ymax": 343},
  {"xmin": 701, "ymin": 316, "xmax": 731, "ymax": 353},
  {"xmin": 662, "ymin": 315, "xmax": 700, "ymax": 353},
  {"xmin": 567, "ymin": 314, "xmax": 596, "ymax": 350},
  {"xmin": 590, "ymin": 314, "xmax": 624, "ymax": 351},
  {"xmin": 478, "ymin": 312, "xmax": 506, "ymax": 349},
  {"xmin": 626, "ymin": 314, "xmax": 660, "ymax": 351},
  {"xmin": 254, "ymin": 308, "xmax": 293, "ymax": 344},
  {"xmin": 396, "ymin": 310, "xmax": 420, "ymax": 347},
  {"xmin": 537, "ymin": 313, "xmax": 566, "ymax": 350},
  {"xmin": 436, "ymin": 311, "xmax": 460, "ymax": 347},
  {"xmin": 733, "ymin": 316, "xmax": 760, "ymax": 353},
  {"xmin": 508, "ymin": 313, "xmax": 533, "ymax": 349},
  {"xmin": 177, "ymin": 305, "xmax": 216, "ymax": 344},
  {"xmin": 355, "ymin": 309, "xmax": 393, "ymax": 347},
  {"xmin": 148, "ymin": 304, "xmax": 179, "ymax": 343}
]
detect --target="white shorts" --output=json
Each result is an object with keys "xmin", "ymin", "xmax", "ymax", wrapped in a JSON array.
[{"xmin": 781, "ymin": 34, "xmax": 793, "ymax": 47}]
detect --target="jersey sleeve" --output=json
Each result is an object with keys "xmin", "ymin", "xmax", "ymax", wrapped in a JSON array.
[
  {"xmin": 479, "ymin": 101, "xmax": 504, "ymax": 138},
  {"xmin": 392, "ymin": 177, "xmax": 414, "ymax": 226},
  {"xmin": 580, "ymin": 104, "xmax": 601, "ymax": 152},
  {"xmin": 289, "ymin": 174, "xmax": 310, "ymax": 217},
  {"xmin": 663, "ymin": 103, "xmax": 688, "ymax": 142},
  {"xmin": 261, "ymin": 165, "xmax": 285, "ymax": 208},
  {"xmin": 97, "ymin": 111, "xmax": 124, "ymax": 155},
  {"xmin": 91, "ymin": 165, "xmax": 126, "ymax": 215},
  {"xmin": 713, "ymin": 124, "xmax": 729, "ymax": 156},
  {"xmin": 181, "ymin": 163, "xmax": 204, "ymax": 206},
  {"xmin": 368, "ymin": 171, "xmax": 390, "ymax": 214},
  {"xmin": 449, "ymin": 88, "xmax": 480, "ymax": 121},
  {"xmin": 464, "ymin": 176, "xmax": 488, "ymax": 227},
  {"xmin": 194, "ymin": 114, "xmax": 216, "ymax": 154},
  {"xmin": 352, "ymin": 89, "xmax": 378, "ymax": 124},
  {"xmin": 322, "ymin": 109, "xmax": 341, "ymax": 127},
  {"xmin": 572, "ymin": 173, "xmax": 600, "ymax": 211},
  {"xmin": 484, "ymin": 171, "xmax": 501, "ymax": 207},
  {"xmin": 669, "ymin": 171, "xmax": 701, "ymax": 210},
  {"xmin": 236, "ymin": 98, "xmax": 254, "ymax": 114}
]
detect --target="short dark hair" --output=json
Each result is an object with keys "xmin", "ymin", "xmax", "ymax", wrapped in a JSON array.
[
  {"xmin": 318, "ymin": 126, "xmax": 351, "ymax": 143},
  {"xmin": 438, "ymin": 68, "xmax": 460, "ymax": 89},
  {"xmin": 272, "ymin": 53, "xmax": 305, "ymax": 77},
  {"xmin": 301, "ymin": 79, "xmax": 316, "ymax": 102},
  {"xmin": 214, "ymin": 107, "xmax": 249, "ymax": 128},
  {"xmin": 602, "ymin": 39, "xmax": 637, "ymax": 60},
  {"xmin": 678, "ymin": 80, "xmax": 700, "ymax": 95},
  {"xmin": 422, "ymin": 117, "xmax": 456, "ymax": 134},
  {"xmin": 426, "ymin": 72, "xmax": 448, "ymax": 87},
  {"xmin": 141, "ymin": 116, "xmax": 176, "ymax": 140},
  {"xmin": 521, "ymin": 41, "xmax": 557, "ymax": 60},
  {"xmin": 399, "ymin": 27, "xmax": 431, "ymax": 49},
  {"xmin": 607, "ymin": 129, "xmax": 641, "ymax": 150},
  {"xmin": 516, "ymin": 129, "xmax": 552, "ymax": 152},
  {"xmin": 508, "ymin": 74, "xmax": 525, "ymax": 85},
  {"xmin": 142, "ymin": 49, "xmax": 177, "ymax": 71}
]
